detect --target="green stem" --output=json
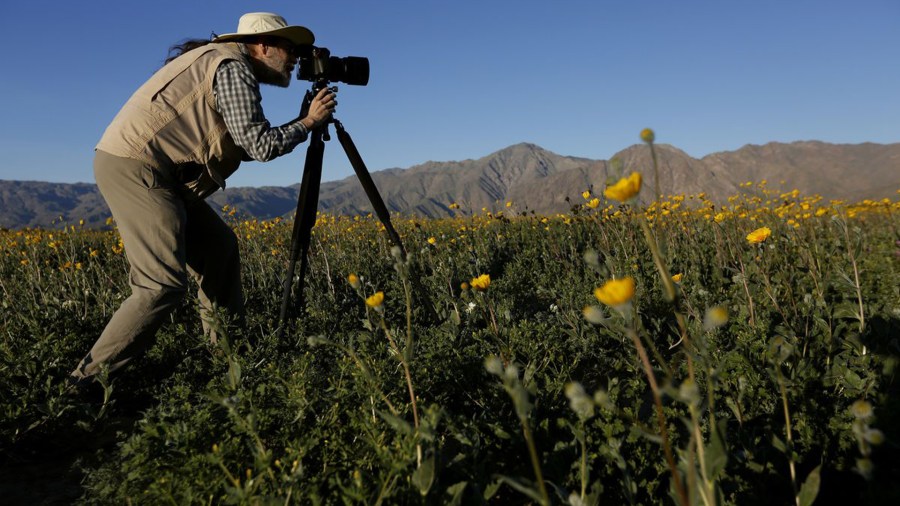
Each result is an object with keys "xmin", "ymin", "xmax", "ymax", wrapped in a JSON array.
[
  {"xmin": 638, "ymin": 214, "xmax": 694, "ymax": 382},
  {"xmin": 627, "ymin": 329, "xmax": 688, "ymax": 506},
  {"xmin": 837, "ymin": 213, "xmax": 866, "ymax": 337},
  {"xmin": 649, "ymin": 142, "xmax": 661, "ymax": 201},
  {"xmin": 689, "ymin": 403, "xmax": 714, "ymax": 506},
  {"xmin": 521, "ymin": 418, "xmax": 550, "ymax": 505},
  {"xmin": 737, "ymin": 256, "xmax": 756, "ymax": 327},
  {"xmin": 776, "ymin": 366, "xmax": 799, "ymax": 506},
  {"xmin": 580, "ymin": 423, "xmax": 588, "ymax": 499},
  {"xmin": 379, "ymin": 318, "xmax": 422, "ymax": 466}
]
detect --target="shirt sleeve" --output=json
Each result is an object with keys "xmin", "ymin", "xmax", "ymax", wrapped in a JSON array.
[{"xmin": 213, "ymin": 59, "xmax": 308, "ymax": 162}]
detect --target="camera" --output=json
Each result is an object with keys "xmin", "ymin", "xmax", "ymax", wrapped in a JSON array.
[{"xmin": 296, "ymin": 46, "xmax": 369, "ymax": 86}]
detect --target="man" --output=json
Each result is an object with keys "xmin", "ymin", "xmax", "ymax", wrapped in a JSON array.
[{"xmin": 69, "ymin": 12, "xmax": 335, "ymax": 385}]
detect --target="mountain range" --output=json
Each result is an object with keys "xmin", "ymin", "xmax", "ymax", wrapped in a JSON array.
[{"xmin": 1, "ymin": 140, "xmax": 898, "ymax": 229}]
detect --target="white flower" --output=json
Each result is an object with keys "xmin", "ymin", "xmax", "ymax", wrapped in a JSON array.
[
  {"xmin": 582, "ymin": 306, "xmax": 606, "ymax": 324},
  {"xmin": 484, "ymin": 356, "xmax": 503, "ymax": 376},
  {"xmin": 565, "ymin": 382, "xmax": 595, "ymax": 420}
]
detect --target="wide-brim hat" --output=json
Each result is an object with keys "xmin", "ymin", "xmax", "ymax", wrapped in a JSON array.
[{"xmin": 214, "ymin": 12, "xmax": 315, "ymax": 46}]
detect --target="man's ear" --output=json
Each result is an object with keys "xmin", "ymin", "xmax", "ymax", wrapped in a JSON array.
[{"xmin": 245, "ymin": 42, "xmax": 265, "ymax": 58}]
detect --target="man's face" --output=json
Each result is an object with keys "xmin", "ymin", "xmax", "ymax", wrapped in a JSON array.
[{"xmin": 254, "ymin": 39, "xmax": 296, "ymax": 88}]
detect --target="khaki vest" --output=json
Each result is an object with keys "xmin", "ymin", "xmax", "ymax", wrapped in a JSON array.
[{"xmin": 96, "ymin": 42, "xmax": 248, "ymax": 200}]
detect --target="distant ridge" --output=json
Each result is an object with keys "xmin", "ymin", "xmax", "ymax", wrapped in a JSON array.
[{"xmin": 2, "ymin": 140, "xmax": 898, "ymax": 229}]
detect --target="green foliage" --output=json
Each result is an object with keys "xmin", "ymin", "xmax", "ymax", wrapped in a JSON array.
[{"xmin": 0, "ymin": 196, "xmax": 898, "ymax": 504}]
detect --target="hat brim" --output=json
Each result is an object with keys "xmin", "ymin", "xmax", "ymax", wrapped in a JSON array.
[{"xmin": 214, "ymin": 25, "xmax": 315, "ymax": 46}]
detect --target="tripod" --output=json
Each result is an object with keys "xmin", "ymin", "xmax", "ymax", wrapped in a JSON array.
[{"xmin": 277, "ymin": 85, "xmax": 406, "ymax": 339}]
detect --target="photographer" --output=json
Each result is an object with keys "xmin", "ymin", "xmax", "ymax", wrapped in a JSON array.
[{"xmin": 69, "ymin": 12, "xmax": 335, "ymax": 385}]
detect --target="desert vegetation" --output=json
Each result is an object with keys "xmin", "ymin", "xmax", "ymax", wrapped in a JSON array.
[{"xmin": 1, "ymin": 132, "xmax": 898, "ymax": 504}]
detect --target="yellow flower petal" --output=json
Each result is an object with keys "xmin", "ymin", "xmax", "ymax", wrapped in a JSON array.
[
  {"xmin": 604, "ymin": 173, "xmax": 642, "ymax": 202},
  {"xmin": 470, "ymin": 274, "xmax": 491, "ymax": 292},
  {"xmin": 746, "ymin": 226, "xmax": 772, "ymax": 244},
  {"xmin": 365, "ymin": 291, "xmax": 384, "ymax": 309},
  {"xmin": 593, "ymin": 277, "xmax": 635, "ymax": 306}
]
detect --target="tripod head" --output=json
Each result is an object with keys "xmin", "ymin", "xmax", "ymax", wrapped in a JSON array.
[
  {"xmin": 295, "ymin": 45, "xmax": 368, "ymax": 138},
  {"xmin": 299, "ymin": 82, "xmax": 339, "ymax": 140}
]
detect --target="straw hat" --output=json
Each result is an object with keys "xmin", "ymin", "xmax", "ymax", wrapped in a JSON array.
[{"xmin": 214, "ymin": 12, "xmax": 315, "ymax": 46}]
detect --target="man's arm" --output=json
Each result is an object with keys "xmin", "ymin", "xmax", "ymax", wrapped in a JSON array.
[{"xmin": 214, "ymin": 59, "xmax": 308, "ymax": 162}]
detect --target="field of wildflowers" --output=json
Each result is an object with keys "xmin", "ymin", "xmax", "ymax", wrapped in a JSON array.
[{"xmin": 1, "ymin": 133, "xmax": 899, "ymax": 504}]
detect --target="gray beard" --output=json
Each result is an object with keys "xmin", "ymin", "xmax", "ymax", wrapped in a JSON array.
[{"xmin": 250, "ymin": 59, "xmax": 291, "ymax": 88}]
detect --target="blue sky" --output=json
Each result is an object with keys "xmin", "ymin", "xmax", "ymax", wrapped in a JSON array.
[{"xmin": 0, "ymin": 0, "xmax": 897, "ymax": 187}]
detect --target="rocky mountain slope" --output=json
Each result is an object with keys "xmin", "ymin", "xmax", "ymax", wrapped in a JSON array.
[{"xmin": 2, "ymin": 141, "xmax": 897, "ymax": 228}]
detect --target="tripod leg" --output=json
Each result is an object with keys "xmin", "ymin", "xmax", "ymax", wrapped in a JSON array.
[
  {"xmin": 333, "ymin": 122, "xmax": 406, "ymax": 257},
  {"xmin": 277, "ymin": 128, "xmax": 325, "ymax": 339},
  {"xmin": 333, "ymin": 121, "xmax": 441, "ymax": 323}
]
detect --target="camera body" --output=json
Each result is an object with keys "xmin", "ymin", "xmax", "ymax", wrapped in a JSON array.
[{"xmin": 296, "ymin": 46, "xmax": 369, "ymax": 86}]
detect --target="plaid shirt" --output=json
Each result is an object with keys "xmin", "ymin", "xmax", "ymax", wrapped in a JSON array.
[{"xmin": 214, "ymin": 57, "xmax": 308, "ymax": 162}]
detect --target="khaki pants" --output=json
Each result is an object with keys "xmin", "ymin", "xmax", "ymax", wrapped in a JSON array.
[{"xmin": 71, "ymin": 150, "xmax": 244, "ymax": 381}]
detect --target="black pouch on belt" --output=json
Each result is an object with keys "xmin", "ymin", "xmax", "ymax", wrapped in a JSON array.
[{"xmin": 174, "ymin": 162, "xmax": 204, "ymax": 184}]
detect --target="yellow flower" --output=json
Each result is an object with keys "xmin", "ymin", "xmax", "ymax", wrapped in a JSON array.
[
  {"xmin": 505, "ymin": 201, "xmax": 513, "ymax": 208},
  {"xmin": 671, "ymin": 273, "xmax": 683, "ymax": 283},
  {"xmin": 703, "ymin": 306, "xmax": 729, "ymax": 330},
  {"xmin": 365, "ymin": 291, "xmax": 384, "ymax": 309},
  {"xmin": 582, "ymin": 190, "xmax": 591, "ymax": 200},
  {"xmin": 604, "ymin": 172, "xmax": 642, "ymax": 202},
  {"xmin": 585, "ymin": 198, "xmax": 601, "ymax": 209},
  {"xmin": 746, "ymin": 226, "xmax": 772, "ymax": 244},
  {"xmin": 470, "ymin": 274, "xmax": 491, "ymax": 292},
  {"xmin": 640, "ymin": 128, "xmax": 655, "ymax": 143},
  {"xmin": 593, "ymin": 277, "xmax": 635, "ymax": 307},
  {"xmin": 449, "ymin": 202, "xmax": 460, "ymax": 210},
  {"xmin": 348, "ymin": 273, "xmax": 361, "ymax": 289},
  {"xmin": 427, "ymin": 237, "xmax": 437, "ymax": 245}
]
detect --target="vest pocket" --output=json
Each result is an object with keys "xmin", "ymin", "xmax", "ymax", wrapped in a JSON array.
[{"xmin": 140, "ymin": 166, "xmax": 160, "ymax": 190}]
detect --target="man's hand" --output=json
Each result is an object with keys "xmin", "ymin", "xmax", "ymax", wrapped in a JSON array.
[{"xmin": 301, "ymin": 88, "xmax": 337, "ymax": 130}]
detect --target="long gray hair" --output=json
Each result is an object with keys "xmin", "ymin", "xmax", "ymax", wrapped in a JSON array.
[{"xmin": 164, "ymin": 38, "xmax": 214, "ymax": 65}]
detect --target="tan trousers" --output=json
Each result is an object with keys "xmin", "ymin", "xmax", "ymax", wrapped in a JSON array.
[{"xmin": 71, "ymin": 150, "xmax": 244, "ymax": 381}]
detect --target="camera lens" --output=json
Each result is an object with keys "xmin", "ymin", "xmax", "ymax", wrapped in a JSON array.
[
  {"xmin": 297, "ymin": 47, "xmax": 369, "ymax": 86},
  {"xmin": 331, "ymin": 56, "xmax": 369, "ymax": 86}
]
